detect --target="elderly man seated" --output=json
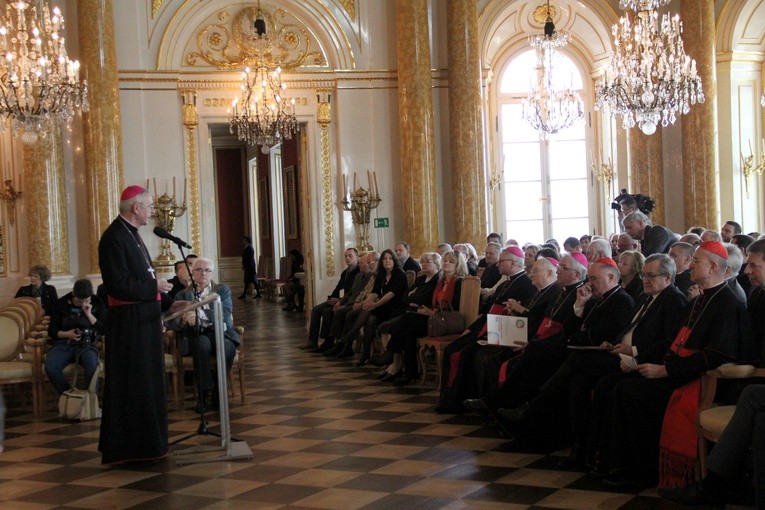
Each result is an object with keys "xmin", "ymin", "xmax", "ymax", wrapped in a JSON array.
[{"xmin": 174, "ymin": 257, "xmax": 239, "ymax": 414}]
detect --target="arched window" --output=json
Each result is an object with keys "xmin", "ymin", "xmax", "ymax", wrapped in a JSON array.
[{"xmin": 495, "ymin": 48, "xmax": 592, "ymax": 245}]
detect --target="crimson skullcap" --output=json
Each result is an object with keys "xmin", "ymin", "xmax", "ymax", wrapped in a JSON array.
[
  {"xmin": 595, "ymin": 257, "xmax": 618, "ymax": 269},
  {"xmin": 699, "ymin": 241, "xmax": 728, "ymax": 259},
  {"xmin": 570, "ymin": 252, "xmax": 589, "ymax": 268},
  {"xmin": 120, "ymin": 185, "xmax": 148, "ymax": 201}
]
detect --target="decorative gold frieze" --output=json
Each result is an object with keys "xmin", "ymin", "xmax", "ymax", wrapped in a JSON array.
[
  {"xmin": 185, "ymin": 6, "xmax": 325, "ymax": 70},
  {"xmin": 532, "ymin": 4, "xmax": 557, "ymax": 25},
  {"xmin": 201, "ymin": 96, "xmax": 309, "ymax": 108}
]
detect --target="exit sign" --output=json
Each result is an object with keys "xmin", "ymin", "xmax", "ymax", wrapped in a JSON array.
[{"xmin": 374, "ymin": 218, "xmax": 389, "ymax": 228}]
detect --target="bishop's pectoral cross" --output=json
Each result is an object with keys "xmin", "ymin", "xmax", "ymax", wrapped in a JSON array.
[{"xmin": 148, "ymin": 267, "xmax": 156, "ymax": 279}]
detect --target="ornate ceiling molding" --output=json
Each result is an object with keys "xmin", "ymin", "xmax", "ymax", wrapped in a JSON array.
[{"xmin": 339, "ymin": 0, "xmax": 355, "ymax": 21}]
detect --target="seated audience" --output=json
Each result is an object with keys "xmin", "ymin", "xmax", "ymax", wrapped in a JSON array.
[
  {"xmin": 602, "ymin": 241, "xmax": 755, "ymax": 490},
  {"xmin": 16, "ymin": 264, "xmax": 58, "ymax": 316},
  {"xmin": 45, "ymin": 279, "xmax": 106, "ymax": 395},
  {"xmin": 173, "ymin": 257, "xmax": 240, "ymax": 414},
  {"xmin": 720, "ymin": 220, "xmax": 742, "ymax": 243},
  {"xmin": 383, "ymin": 251, "xmax": 467, "ymax": 386},
  {"xmin": 523, "ymin": 244, "xmax": 541, "ymax": 274},
  {"xmin": 563, "ymin": 237, "xmax": 581, "ymax": 254},
  {"xmin": 579, "ymin": 235, "xmax": 592, "ymax": 253},
  {"xmin": 668, "ymin": 242, "xmax": 694, "ymax": 296}
]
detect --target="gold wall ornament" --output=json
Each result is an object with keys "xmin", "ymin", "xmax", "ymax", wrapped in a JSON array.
[
  {"xmin": 342, "ymin": 172, "xmax": 381, "ymax": 252},
  {"xmin": 180, "ymin": 90, "xmax": 201, "ymax": 251},
  {"xmin": 532, "ymin": 4, "xmax": 556, "ymax": 25},
  {"xmin": 147, "ymin": 177, "xmax": 188, "ymax": 267},
  {"xmin": 185, "ymin": 6, "xmax": 326, "ymax": 69},
  {"xmin": 340, "ymin": 0, "xmax": 356, "ymax": 20},
  {"xmin": 741, "ymin": 139, "xmax": 764, "ymax": 199},
  {"xmin": 0, "ymin": 179, "xmax": 21, "ymax": 226},
  {"xmin": 317, "ymin": 89, "xmax": 335, "ymax": 277},
  {"xmin": 152, "ymin": 0, "xmax": 164, "ymax": 18}
]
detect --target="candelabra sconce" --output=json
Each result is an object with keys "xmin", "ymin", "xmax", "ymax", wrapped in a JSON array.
[
  {"xmin": 592, "ymin": 155, "xmax": 614, "ymax": 188},
  {"xmin": 0, "ymin": 179, "xmax": 22, "ymax": 226},
  {"xmin": 742, "ymin": 139, "xmax": 765, "ymax": 199},
  {"xmin": 148, "ymin": 178, "xmax": 187, "ymax": 267},
  {"xmin": 342, "ymin": 171, "xmax": 381, "ymax": 252}
]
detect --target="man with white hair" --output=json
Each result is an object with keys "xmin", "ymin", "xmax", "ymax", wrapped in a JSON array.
[
  {"xmin": 586, "ymin": 238, "xmax": 612, "ymax": 263},
  {"xmin": 622, "ymin": 211, "xmax": 674, "ymax": 256},
  {"xmin": 174, "ymin": 257, "xmax": 240, "ymax": 415},
  {"xmin": 724, "ymin": 242, "xmax": 747, "ymax": 303}
]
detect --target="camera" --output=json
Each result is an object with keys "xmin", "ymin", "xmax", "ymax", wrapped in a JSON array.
[{"xmin": 79, "ymin": 327, "xmax": 95, "ymax": 343}]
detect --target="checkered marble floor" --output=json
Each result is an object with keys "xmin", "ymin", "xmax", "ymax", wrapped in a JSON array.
[{"xmin": 0, "ymin": 300, "xmax": 753, "ymax": 509}]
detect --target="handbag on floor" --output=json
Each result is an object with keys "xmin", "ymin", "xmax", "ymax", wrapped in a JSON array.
[
  {"xmin": 58, "ymin": 349, "xmax": 102, "ymax": 421},
  {"xmin": 427, "ymin": 300, "xmax": 465, "ymax": 337}
]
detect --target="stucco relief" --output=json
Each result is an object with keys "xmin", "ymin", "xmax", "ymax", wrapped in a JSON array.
[{"xmin": 184, "ymin": 5, "xmax": 327, "ymax": 69}]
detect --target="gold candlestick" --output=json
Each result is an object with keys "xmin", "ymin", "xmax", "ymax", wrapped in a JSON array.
[
  {"xmin": 151, "ymin": 179, "xmax": 188, "ymax": 267},
  {"xmin": 342, "ymin": 175, "xmax": 381, "ymax": 252}
]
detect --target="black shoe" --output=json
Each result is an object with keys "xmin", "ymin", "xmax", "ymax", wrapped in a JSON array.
[
  {"xmin": 355, "ymin": 353, "xmax": 370, "ymax": 366},
  {"xmin": 462, "ymin": 398, "xmax": 492, "ymax": 418},
  {"xmin": 313, "ymin": 342, "xmax": 334, "ymax": 353},
  {"xmin": 381, "ymin": 370, "xmax": 404, "ymax": 383},
  {"xmin": 237, "ymin": 294, "xmax": 247, "ymax": 300},
  {"xmin": 282, "ymin": 304, "xmax": 296, "ymax": 311},
  {"xmin": 657, "ymin": 481, "xmax": 726, "ymax": 507},
  {"xmin": 299, "ymin": 342, "xmax": 317, "ymax": 350},
  {"xmin": 496, "ymin": 402, "xmax": 531, "ymax": 426},
  {"xmin": 378, "ymin": 370, "xmax": 390, "ymax": 380},
  {"xmin": 336, "ymin": 344, "xmax": 355, "ymax": 358},
  {"xmin": 254, "ymin": 293, "xmax": 262, "ymax": 299}
]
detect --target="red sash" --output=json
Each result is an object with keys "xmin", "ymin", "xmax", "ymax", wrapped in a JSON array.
[
  {"xmin": 536, "ymin": 317, "xmax": 564, "ymax": 340},
  {"xmin": 658, "ymin": 326, "xmax": 701, "ymax": 488},
  {"xmin": 478, "ymin": 303, "xmax": 507, "ymax": 338}
]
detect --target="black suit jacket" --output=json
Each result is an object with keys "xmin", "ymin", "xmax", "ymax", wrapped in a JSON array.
[
  {"xmin": 469, "ymin": 272, "xmax": 537, "ymax": 334},
  {"xmin": 330, "ymin": 264, "xmax": 361, "ymax": 299},
  {"xmin": 566, "ymin": 286, "xmax": 635, "ymax": 346},
  {"xmin": 641, "ymin": 224, "xmax": 674, "ymax": 256},
  {"xmin": 628, "ymin": 285, "xmax": 688, "ymax": 364}
]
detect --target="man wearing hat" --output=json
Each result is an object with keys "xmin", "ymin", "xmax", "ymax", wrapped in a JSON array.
[
  {"xmin": 436, "ymin": 246, "xmax": 536, "ymax": 413},
  {"xmin": 98, "ymin": 186, "xmax": 186, "ymax": 465},
  {"xmin": 602, "ymin": 241, "xmax": 756, "ymax": 490}
]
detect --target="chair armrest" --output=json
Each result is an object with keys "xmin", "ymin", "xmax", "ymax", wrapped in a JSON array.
[
  {"xmin": 714, "ymin": 363, "xmax": 757, "ymax": 379},
  {"xmin": 25, "ymin": 336, "xmax": 47, "ymax": 348}
]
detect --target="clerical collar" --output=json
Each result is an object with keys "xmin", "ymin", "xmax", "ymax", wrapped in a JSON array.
[
  {"xmin": 506, "ymin": 271, "xmax": 525, "ymax": 282},
  {"xmin": 598, "ymin": 286, "xmax": 622, "ymax": 300},
  {"xmin": 564, "ymin": 281, "xmax": 585, "ymax": 291},
  {"xmin": 117, "ymin": 215, "xmax": 139, "ymax": 231},
  {"xmin": 701, "ymin": 281, "xmax": 727, "ymax": 294}
]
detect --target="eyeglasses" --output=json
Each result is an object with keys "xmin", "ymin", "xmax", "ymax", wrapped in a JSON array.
[
  {"xmin": 557, "ymin": 265, "xmax": 573, "ymax": 271},
  {"xmin": 193, "ymin": 268, "xmax": 213, "ymax": 273},
  {"xmin": 499, "ymin": 258, "xmax": 513, "ymax": 264},
  {"xmin": 641, "ymin": 272, "xmax": 666, "ymax": 279}
]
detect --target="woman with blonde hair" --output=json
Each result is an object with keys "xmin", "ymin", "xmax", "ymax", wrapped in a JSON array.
[
  {"xmin": 618, "ymin": 250, "xmax": 645, "ymax": 301},
  {"xmin": 381, "ymin": 251, "xmax": 467, "ymax": 386}
]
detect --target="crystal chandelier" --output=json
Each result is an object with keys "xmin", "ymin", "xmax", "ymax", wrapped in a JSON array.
[
  {"xmin": 229, "ymin": 1, "xmax": 297, "ymax": 153},
  {"xmin": 595, "ymin": 0, "xmax": 703, "ymax": 136},
  {"xmin": 521, "ymin": 0, "xmax": 583, "ymax": 134},
  {"xmin": 0, "ymin": 1, "xmax": 88, "ymax": 144}
]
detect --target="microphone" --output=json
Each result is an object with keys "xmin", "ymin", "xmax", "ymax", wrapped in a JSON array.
[{"xmin": 153, "ymin": 226, "xmax": 192, "ymax": 249}]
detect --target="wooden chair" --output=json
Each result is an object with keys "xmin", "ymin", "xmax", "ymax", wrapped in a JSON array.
[
  {"xmin": 263, "ymin": 256, "xmax": 290, "ymax": 301},
  {"xmin": 0, "ymin": 310, "xmax": 41, "ymax": 415},
  {"xmin": 697, "ymin": 364, "xmax": 765, "ymax": 477},
  {"xmin": 476, "ymin": 267, "xmax": 485, "ymax": 279},
  {"xmin": 405, "ymin": 270, "xmax": 416, "ymax": 289},
  {"xmin": 417, "ymin": 276, "xmax": 481, "ymax": 386},
  {"xmin": 175, "ymin": 326, "xmax": 246, "ymax": 407}
]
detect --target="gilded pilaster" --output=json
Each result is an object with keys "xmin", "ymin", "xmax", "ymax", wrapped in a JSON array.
[
  {"xmin": 681, "ymin": 0, "xmax": 718, "ymax": 229},
  {"xmin": 22, "ymin": 129, "xmax": 70, "ymax": 274},
  {"xmin": 447, "ymin": 0, "xmax": 486, "ymax": 248},
  {"xmin": 628, "ymin": 128, "xmax": 665, "ymax": 224},
  {"xmin": 181, "ymin": 90, "xmax": 201, "ymax": 251},
  {"xmin": 317, "ymin": 90, "xmax": 335, "ymax": 277},
  {"xmin": 78, "ymin": 0, "xmax": 124, "ymax": 273},
  {"xmin": 396, "ymin": 0, "xmax": 438, "ymax": 255}
]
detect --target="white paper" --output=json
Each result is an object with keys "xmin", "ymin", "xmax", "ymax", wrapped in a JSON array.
[{"xmin": 486, "ymin": 314, "xmax": 528, "ymax": 346}]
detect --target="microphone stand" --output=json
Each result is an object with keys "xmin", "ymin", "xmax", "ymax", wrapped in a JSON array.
[
  {"xmin": 164, "ymin": 293, "xmax": 252, "ymax": 464},
  {"xmin": 168, "ymin": 243, "xmax": 223, "ymax": 444}
]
